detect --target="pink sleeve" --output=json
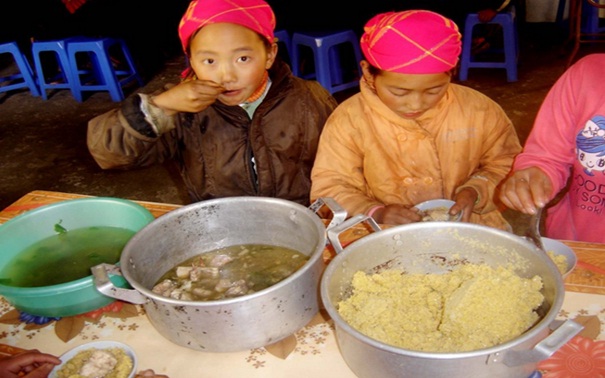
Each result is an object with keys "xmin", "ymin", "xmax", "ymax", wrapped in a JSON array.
[{"xmin": 514, "ymin": 55, "xmax": 605, "ymax": 195}]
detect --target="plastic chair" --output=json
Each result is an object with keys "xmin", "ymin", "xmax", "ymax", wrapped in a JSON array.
[
  {"xmin": 291, "ymin": 30, "xmax": 362, "ymax": 94},
  {"xmin": 31, "ymin": 37, "xmax": 93, "ymax": 100},
  {"xmin": 459, "ymin": 7, "xmax": 519, "ymax": 82},
  {"xmin": 274, "ymin": 29, "xmax": 292, "ymax": 66},
  {"xmin": 67, "ymin": 37, "xmax": 143, "ymax": 102},
  {"xmin": 0, "ymin": 42, "xmax": 41, "ymax": 97}
]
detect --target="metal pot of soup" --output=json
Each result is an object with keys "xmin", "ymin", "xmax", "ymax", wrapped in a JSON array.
[
  {"xmin": 321, "ymin": 215, "xmax": 583, "ymax": 378},
  {"xmin": 92, "ymin": 197, "xmax": 345, "ymax": 352}
]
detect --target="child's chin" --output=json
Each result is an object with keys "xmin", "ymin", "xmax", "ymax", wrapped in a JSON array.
[{"xmin": 218, "ymin": 93, "xmax": 246, "ymax": 106}]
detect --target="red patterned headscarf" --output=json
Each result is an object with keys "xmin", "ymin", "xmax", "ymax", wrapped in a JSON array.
[
  {"xmin": 360, "ymin": 10, "xmax": 461, "ymax": 74},
  {"xmin": 178, "ymin": 0, "xmax": 276, "ymax": 55}
]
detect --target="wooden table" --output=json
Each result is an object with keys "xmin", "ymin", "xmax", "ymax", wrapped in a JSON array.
[{"xmin": 1, "ymin": 190, "xmax": 604, "ymax": 377}]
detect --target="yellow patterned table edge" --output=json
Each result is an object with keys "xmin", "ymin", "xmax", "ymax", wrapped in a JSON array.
[{"xmin": 0, "ymin": 190, "xmax": 181, "ymax": 222}]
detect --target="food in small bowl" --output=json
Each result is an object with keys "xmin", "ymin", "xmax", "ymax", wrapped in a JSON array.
[
  {"xmin": 50, "ymin": 341, "xmax": 137, "ymax": 378},
  {"xmin": 542, "ymin": 237, "xmax": 577, "ymax": 278},
  {"xmin": 413, "ymin": 199, "xmax": 461, "ymax": 222},
  {"xmin": 0, "ymin": 197, "xmax": 155, "ymax": 317}
]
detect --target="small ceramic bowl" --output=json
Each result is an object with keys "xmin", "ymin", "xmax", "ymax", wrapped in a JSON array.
[
  {"xmin": 413, "ymin": 199, "xmax": 462, "ymax": 222},
  {"xmin": 542, "ymin": 237, "xmax": 577, "ymax": 278},
  {"xmin": 49, "ymin": 340, "xmax": 137, "ymax": 378}
]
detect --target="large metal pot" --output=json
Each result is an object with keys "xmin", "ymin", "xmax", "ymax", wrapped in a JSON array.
[
  {"xmin": 321, "ymin": 215, "xmax": 582, "ymax": 378},
  {"xmin": 92, "ymin": 197, "xmax": 345, "ymax": 352}
]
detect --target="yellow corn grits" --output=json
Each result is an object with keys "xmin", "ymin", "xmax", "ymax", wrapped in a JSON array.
[
  {"xmin": 337, "ymin": 264, "xmax": 544, "ymax": 352},
  {"xmin": 547, "ymin": 251, "xmax": 568, "ymax": 275}
]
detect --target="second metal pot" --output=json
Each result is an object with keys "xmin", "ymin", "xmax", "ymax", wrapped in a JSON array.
[{"xmin": 321, "ymin": 216, "xmax": 582, "ymax": 378}]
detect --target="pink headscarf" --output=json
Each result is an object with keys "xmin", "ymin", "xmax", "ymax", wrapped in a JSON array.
[
  {"xmin": 360, "ymin": 10, "xmax": 461, "ymax": 74},
  {"xmin": 178, "ymin": 0, "xmax": 276, "ymax": 55}
]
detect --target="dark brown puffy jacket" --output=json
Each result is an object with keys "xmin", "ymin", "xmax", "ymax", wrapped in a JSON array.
[{"xmin": 87, "ymin": 60, "xmax": 338, "ymax": 206}]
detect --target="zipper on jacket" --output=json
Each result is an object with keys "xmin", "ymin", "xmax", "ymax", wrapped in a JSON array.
[{"xmin": 247, "ymin": 144, "xmax": 258, "ymax": 192}]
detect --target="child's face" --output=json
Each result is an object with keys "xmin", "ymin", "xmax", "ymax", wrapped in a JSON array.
[
  {"xmin": 189, "ymin": 23, "xmax": 277, "ymax": 106},
  {"xmin": 363, "ymin": 62, "xmax": 451, "ymax": 120}
]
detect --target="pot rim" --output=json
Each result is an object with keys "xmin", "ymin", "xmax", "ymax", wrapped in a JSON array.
[{"xmin": 321, "ymin": 222, "xmax": 565, "ymax": 358}]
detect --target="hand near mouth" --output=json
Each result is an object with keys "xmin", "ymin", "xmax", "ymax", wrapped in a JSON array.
[{"xmin": 151, "ymin": 79, "xmax": 225, "ymax": 115}]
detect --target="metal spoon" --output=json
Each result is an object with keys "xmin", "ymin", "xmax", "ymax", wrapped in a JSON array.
[{"xmin": 526, "ymin": 207, "xmax": 545, "ymax": 251}]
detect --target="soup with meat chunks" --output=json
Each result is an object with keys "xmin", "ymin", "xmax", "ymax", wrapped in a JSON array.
[{"xmin": 152, "ymin": 244, "xmax": 309, "ymax": 301}]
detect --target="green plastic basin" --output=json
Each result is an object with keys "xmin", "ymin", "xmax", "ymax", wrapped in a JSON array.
[{"xmin": 0, "ymin": 197, "xmax": 155, "ymax": 317}]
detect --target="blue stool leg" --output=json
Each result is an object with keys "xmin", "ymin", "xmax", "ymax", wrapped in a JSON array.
[
  {"xmin": 503, "ymin": 15, "xmax": 518, "ymax": 82},
  {"xmin": 32, "ymin": 40, "xmax": 72, "ymax": 100},
  {"xmin": 351, "ymin": 37, "xmax": 363, "ymax": 74},
  {"xmin": 32, "ymin": 47, "xmax": 51, "ymax": 100},
  {"xmin": 315, "ymin": 44, "xmax": 333, "ymax": 93},
  {"xmin": 115, "ymin": 39, "xmax": 143, "ymax": 87},
  {"xmin": 291, "ymin": 36, "xmax": 304, "ymax": 78},
  {"xmin": 458, "ymin": 11, "xmax": 518, "ymax": 82},
  {"xmin": 68, "ymin": 38, "xmax": 141, "ymax": 102},
  {"xmin": 0, "ymin": 42, "xmax": 41, "ymax": 97},
  {"xmin": 581, "ymin": 0, "xmax": 602, "ymax": 34},
  {"xmin": 459, "ymin": 15, "xmax": 476, "ymax": 81},
  {"xmin": 291, "ymin": 30, "xmax": 361, "ymax": 94},
  {"xmin": 96, "ymin": 41, "xmax": 124, "ymax": 102},
  {"xmin": 68, "ymin": 48, "xmax": 85, "ymax": 102},
  {"xmin": 69, "ymin": 46, "xmax": 113, "ymax": 102},
  {"xmin": 328, "ymin": 45, "xmax": 344, "ymax": 86},
  {"xmin": 15, "ymin": 52, "xmax": 40, "ymax": 97},
  {"xmin": 274, "ymin": 30, "xmax": 292, "ymax": 66}
]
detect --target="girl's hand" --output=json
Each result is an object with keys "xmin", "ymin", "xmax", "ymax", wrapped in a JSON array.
[
  {"xmin": 152, "ymin": 80, "xmax": 225, "ymax": 115},
  {"xmin": 499, "ymin": 167, "xmax": 553, "ymax": 214},
  {"xmin": 0, "ymin": 350, "xmax": 60, "ymax": 378},
  {"xmin": 452, "ymin": 187, "xmax": 479, "ymax": 223},
  {"xmin": 136, "ymin": 369, "xmax": 170, "ymax": 378}
]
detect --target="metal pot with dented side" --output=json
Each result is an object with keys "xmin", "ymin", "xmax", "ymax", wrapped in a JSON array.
[
  {"xmin": 321, "ymin": 215, "xmax": 583, "ymax": 378},
  {"xmin": 92, "ymin": 196, "xmax": 346, "ymax": 352}
]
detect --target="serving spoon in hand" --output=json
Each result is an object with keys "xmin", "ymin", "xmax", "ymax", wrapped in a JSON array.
[{"xmin": 525, "ymin": 207, "xmax": 545, "ymax": 251}]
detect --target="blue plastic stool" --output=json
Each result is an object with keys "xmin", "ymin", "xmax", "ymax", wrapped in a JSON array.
[
  {"xmin": 291, "ymin": 30, "xmax": 362, "ymax": 94},
  {"xmin": 274, "ymin": 29, "xmax": 292, "ymax": 65},
  {"xmin": 459, "ymin": 7, "xmax": 519, "ymax": 82},
  {"xmin": 31, "ymin": 37, "xmax": 93, "ymax": 100},
  {"xmin": 67, "ymin": 37, "xmax": 143, "ymax": 102},
  {"xmin": 0, "ymin": 42, "xmax": 41, "ymax": 97},
  {"xmin": 582, "ymin": 0, "xmax": 605, "ymax": 34}
]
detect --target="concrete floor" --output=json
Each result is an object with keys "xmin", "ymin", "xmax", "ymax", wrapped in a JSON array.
[{"xmin": 0, "ymin": 22, "xmax": 602, "ymax": 235}]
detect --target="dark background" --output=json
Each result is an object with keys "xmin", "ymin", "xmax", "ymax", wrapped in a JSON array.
[
  {"xmin": 0, "ymin": 0, "xmax": 577, "ymax": 235},
  {"xmin": 2, "ymin": 0, "xmax": 508, "ymax": 82},
  {"xmin": 2, "ymin": 0, "xmax": 189, "ymax": 81}
]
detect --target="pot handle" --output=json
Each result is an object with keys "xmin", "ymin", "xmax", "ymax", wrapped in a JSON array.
[
  {"xmin": 327, "ymin": 214, "xmax": 382, "ymax": 254},
  {"xmin": 500, "ymin": 319, "xmax": 583, "ymax": 366},
  {"xmin": 91, "ymin": 263, "xmax": 148, "ymax": 305},
  {"xmin": 309, "ymin": 197, "xmax": 347, "ymax": 230}
]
